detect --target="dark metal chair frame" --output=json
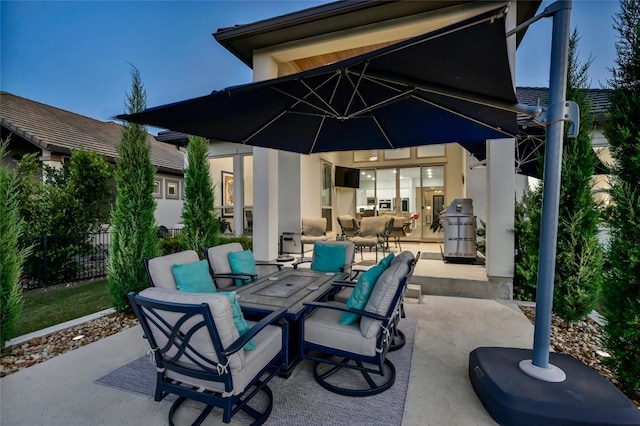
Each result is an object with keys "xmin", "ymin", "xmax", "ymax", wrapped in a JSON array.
[
  {"xmin": 337, "ymin": 215, "xmax": 359, "ymax": 240},
  {"xmin": 128, "ymin": 291, "xmax": 288, "ymax": 426},
  {"xmin": 299, "ymin": 256, "xmax": 416, "ymax": 397}
]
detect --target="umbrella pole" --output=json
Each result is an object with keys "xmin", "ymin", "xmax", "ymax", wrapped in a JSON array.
[{"xmin": 518, "ymin": 0, "xmax": 572, "ymax": 382}]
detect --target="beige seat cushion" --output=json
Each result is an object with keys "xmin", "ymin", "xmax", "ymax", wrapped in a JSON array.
[
  {"xmin": 146, "ymin": 250, "xmax": 200, "ymax": 290},
  {"xmin": 304, "ymin": 307, "xmax": 378, "ymax": 357}
]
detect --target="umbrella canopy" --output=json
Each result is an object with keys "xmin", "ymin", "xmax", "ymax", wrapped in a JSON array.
[{"xmin": 119, "ymin": 6, "xmax": 531, "ymax": 157}]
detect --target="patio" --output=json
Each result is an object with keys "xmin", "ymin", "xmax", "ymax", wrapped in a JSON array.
[{"xmin": 0, "ymin": 242, "xmax": 535, "ymax": 425}]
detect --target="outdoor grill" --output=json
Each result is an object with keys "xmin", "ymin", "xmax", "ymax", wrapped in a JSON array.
[{"xmin": 442, "ymin": 198, "xmax": 476, "ymax": 262}]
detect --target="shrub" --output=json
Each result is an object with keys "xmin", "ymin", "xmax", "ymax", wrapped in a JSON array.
[
  {"xmin": 14, "ymin": 148, "xmax": 113, "ymax": 285},
  {"xmin": 159, "ymin": 234, "xmax": 187, "ymax": 255}
]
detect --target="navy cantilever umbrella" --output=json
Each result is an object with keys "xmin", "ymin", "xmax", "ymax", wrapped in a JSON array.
[{"xmin": 118, "ymin": 6, "xmax": 532, "ymax": 159}]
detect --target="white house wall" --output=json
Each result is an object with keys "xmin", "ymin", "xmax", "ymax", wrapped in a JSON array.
[{"xmin": 154, "ymin": 172, "xmax": 184, "ymax": 228}]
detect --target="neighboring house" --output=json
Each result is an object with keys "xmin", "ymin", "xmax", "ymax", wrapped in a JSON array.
[{"xmin": 0, "ymin": 91, "xmax": 185, "ymax": 228}]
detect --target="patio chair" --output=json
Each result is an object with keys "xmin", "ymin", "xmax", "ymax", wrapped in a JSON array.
[
  {"xmin": 388, "ymin": 216, "xmax": 406, "ymax": 251},
  {"xmin": 331, "ymin": 251, "xmax": 420, "ymax": 352},
  {"xmin": 351, "ymin": 216, "xmax": 390, "ymax": 263},
  {"xmin": 337, "ymin": 215, "xmax": 359, "ymax": 239},
  {"xmin": 300, "ymin": 217, "xmax": 327, "ymax": 259},
  {"xmin": 244, "ymin": 209, "xmax": 253, "ymax": 233},
  {"xmin": 292, "ymin": 240, "xmax": 355, "ymax": 278},
  {"xmin": 128, "ymin": 287, "xmax": 287, "ymax": 425},
  {"xmin": 204, "ymin": 243, "xmax": 282, "ymax": 290},
  {"xmin": 144, "ymin": 250, "xmax": 202, "ymax": 290},
  {"xmin": 300, "ymin": 256, "xmax": 415, "ymax": 396}
]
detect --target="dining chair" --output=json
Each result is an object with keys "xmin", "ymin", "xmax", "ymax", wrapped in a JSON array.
[
  {"xmin": 337, "ymin": 215, "xmax": 359, "ymax": 239},
  {"xmin": 351, "ymin": 216, "xmax": 389, "ymax": 263},
  {"xmin": 300, "ymin": 217, "xmax": 327, "ymax": 259}
]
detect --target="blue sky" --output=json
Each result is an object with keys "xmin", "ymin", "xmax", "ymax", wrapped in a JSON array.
[{"xmin": 1, "ymin": 1, "xmax": 620, "ymax": 132}]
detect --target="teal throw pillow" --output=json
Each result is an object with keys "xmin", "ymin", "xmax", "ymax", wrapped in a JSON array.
[
  {"xmin": 339, "ymin": 263, "xmax": 386, "ymax": 325},
  {"xmin": 172, "ymin": 260, "xmax": 216, "ymax": 293},
  {"xmin": 379, "ymin": 253, "xmax": 395, "ymax": 269},
  {"xmin": 228, "ymin": 250, "xmax": 257, "ymax": 287},
  {"xmin": 313, "ymin": 243, "xmax": 346, "ymax": 272},
  {"xmin": 218, "ymin": 291, "xmax": 255, "ymax": 350}
]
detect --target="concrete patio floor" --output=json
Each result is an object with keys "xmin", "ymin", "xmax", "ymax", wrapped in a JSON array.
[{"xmin": 1, "ymin": 243, "xmax": 535, "ymax": 425}]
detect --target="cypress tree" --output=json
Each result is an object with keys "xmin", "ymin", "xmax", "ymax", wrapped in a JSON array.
[
  {"xmin": 107, "ymin": 66, "xmax": 159, "ymax": 312},
  {"xmin": 0, "ymin": 140, "xmax": 31, "ymax": 348},
  {"xmin": 601, "ymin": 0, "xmax": 640, "ymax": 396},
  {"xmin": 552, "ymin": 30, "xmax": 603, "ymax": 322},
  {"xmin": 182, "ymin": 135, "xmax": 220, "ymax": 253},
  {"xmin": 514, "ymin": 31, "xmax": 603, "ymax": 317}
]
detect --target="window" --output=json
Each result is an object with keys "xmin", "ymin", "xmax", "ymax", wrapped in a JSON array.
[
  {"xmin": 153, "ymin": 179, "xmax": 163, "ymax": 198},
  {"xmin": 165, "ymin": 179, "xmax": 179, "ymax": 200},
  {"xmin": 321, "ymin": 161, "xmax": 332, "ymax": 232},
  {"xmin": 321, "ymin": 161, "xmax": 332, "ymax": 207}
]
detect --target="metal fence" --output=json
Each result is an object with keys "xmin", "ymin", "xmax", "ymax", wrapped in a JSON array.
[
  {"xmin": 20, "ymin": 231, "xmax": 111, "ymax": 289},
  {"xmin": 18, "ymin": 228, "xmax": 199, "ymax": 288}
]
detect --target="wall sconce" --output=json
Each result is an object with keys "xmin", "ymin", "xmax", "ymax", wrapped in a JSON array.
[{"xmin": 369, "ymin": 150, "xmax": 378, "ymax": 161}]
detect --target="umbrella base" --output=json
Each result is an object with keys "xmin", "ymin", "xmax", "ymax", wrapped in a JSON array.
[{"xmin": 469, "ymin": 347, "xmax": 640, "ymax": 426}]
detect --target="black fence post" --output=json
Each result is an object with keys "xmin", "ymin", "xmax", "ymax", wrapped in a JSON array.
[{"xmin": 42, "ymin": 234, "xmax": 49, "ymax": 287}]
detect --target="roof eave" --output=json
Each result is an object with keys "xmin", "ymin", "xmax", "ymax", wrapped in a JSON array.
[{"xmin": 214, "ymin": 0, "xmax": 541, "ymax": 68}]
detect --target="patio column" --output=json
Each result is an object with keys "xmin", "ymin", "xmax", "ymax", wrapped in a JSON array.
[
  {"xmin": 252, "ymin": 52, "xmax": 281, "ymax": 261},
  {"xmin": 232, "ymin": 155, "xmax": 244, "ymax": 237},
  {"xmin": 253, "ymin": 148, "xmax": 279, "ymax": 261},
  {"xmin": 278, "ymin": 150, "xmax": 302, "ymax": 251},
  {"xmin": 485, "ymin": 137, "xmax": 515, "ymax": 297}
]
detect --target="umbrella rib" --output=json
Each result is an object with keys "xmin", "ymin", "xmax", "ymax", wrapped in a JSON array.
[
  {"xmin": 371, "ymin": 116, "xmax": 395, "ymax": 149},
  {"xmin": 298, "ymin": 80, "xmax": 340, "ymax": 117},
  {"xmin": 242, "ymin": 108, "xmax": 290, "ymax": 144},
  {"xmin": 243, "ymin": 73, "xmax": 342, "ymax": 143},
  {"xmin": 367, "ymin": 72, "xmax": 541, "ymax": 118},
  {"xmin": 344, "ymin": 61, "xmax": 369, "ymax": 116},
  {"xmin": 272, "ymin": 86, "xmax": 337, "ymax": 117},
  {"xmin": 348, "ymin": 90, "xmax": 413, "ymax": 118},
  {"xmin": 309, "ymin": 115, "xmax": 326, "ymax": 153},
  {"xmin": 411, "ymin": 94, "xmax": 515, "ymax": 138}
]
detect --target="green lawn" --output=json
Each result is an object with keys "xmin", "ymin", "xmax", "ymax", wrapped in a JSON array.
[{"xmin": 15, "ymin": 279, "xmax": 112, "ymax": 337}]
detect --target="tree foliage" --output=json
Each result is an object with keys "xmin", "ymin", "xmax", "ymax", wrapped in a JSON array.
[
  {"xmin": 181, "ymin": 135, "xmax": 220, "ymax": 254},
  {"xmin": 14, "ymin": 148, "xmax": 112, "ymax": 283},
  {"xmin": 0, "ymin": 140, "xmax": 31, "ymax": 348},
  {"xmin": 601, "ymin": 0, "xmax": 640, "ymax": 396},
  {"xmin": 107, "ymin": 65, "xmax": 159, "ymax": 312},
  {"xmin": 514, "ymin": 185, "xmax": 542, "ymax": 301}
]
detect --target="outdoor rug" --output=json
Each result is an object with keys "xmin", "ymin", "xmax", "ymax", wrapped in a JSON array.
[{"xmin": 95, "ymin": 313, "xmax": 417, "ymax": 426}]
